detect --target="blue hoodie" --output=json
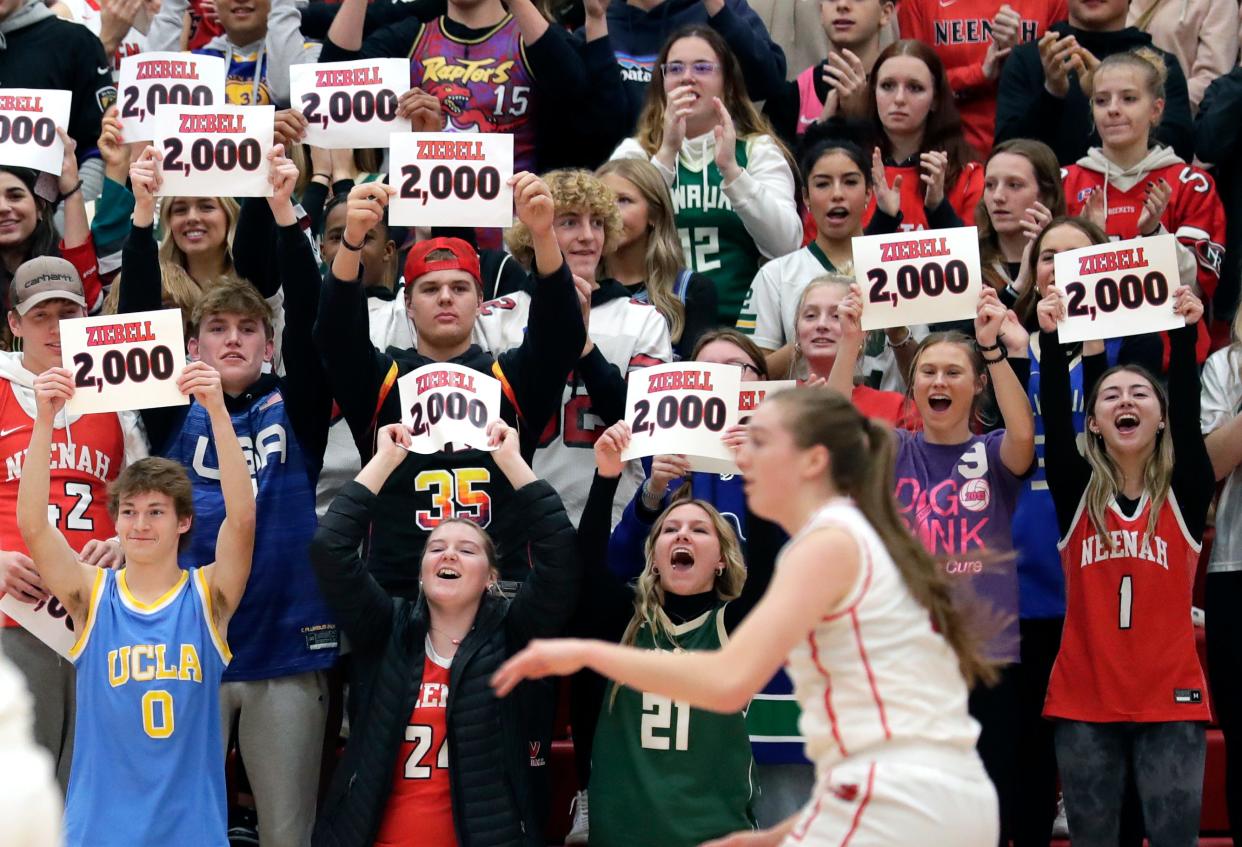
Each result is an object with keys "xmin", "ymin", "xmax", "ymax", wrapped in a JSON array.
[{"xmin": 596, "ymin": 0, "xmax": 787, "ymax": 133}]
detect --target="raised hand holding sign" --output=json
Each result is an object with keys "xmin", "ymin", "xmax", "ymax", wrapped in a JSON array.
[
  {"xmin": 620, "ymin": 362, "xmax": 741, "ymax": 474},
  {"xmin": 60, "ymin": 309, "xmax": 189, "ymax": 416},
  {"xmin": 289, "ymin": 59, "xmax": 412, "ymax": 149},
  {"xmin": 388, "ymin": 131, "xmax": 514, "ymax": 228},
  {"xmin": 397, "ymin": 362, "xmax": 502, "ymax": 454},
  {"xmin": 117, "ymin": 52, "xmax": 227, "ymax": 142},
  {"xmin": 0, "ymin": 89, "xmax": 71, "ymax": 174},
  {"xmin": 852, "ymin": 226, "xmax": 983, "ymax": 331},
  {"xmin": 1053, "ymin": 234, "xmax": 1184, "ymax": 343},
  {"xmin": 152, "ymin": 105, "xmax": 274, "ymax": 197}
]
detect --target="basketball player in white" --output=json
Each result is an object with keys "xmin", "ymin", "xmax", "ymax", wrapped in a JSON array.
[{"xmin": 492, "ymin": 387, "xmax": 999, "ymax": 845}]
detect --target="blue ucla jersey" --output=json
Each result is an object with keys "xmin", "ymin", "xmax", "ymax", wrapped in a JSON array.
[
  {"xmin": 162, "ymin": 389, "xmax": 338, "ymax": 681},
  {"xmin": 65, "ymin": 567, "xmax": 229, "ymax": 847}
]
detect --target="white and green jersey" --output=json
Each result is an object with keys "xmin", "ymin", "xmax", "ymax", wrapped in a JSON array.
[
  {"xmin": 590, "ymin": 606, "xmax": 756, "ymax": 847},
  {"xmin": 737, "ymin": 242, "xmax": 838, "ymax": 344}
]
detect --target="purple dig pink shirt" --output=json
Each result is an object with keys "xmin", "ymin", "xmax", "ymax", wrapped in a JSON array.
[{"xmin": 893, "ymin": 429, "xmax": 1025, "ymax": 663}]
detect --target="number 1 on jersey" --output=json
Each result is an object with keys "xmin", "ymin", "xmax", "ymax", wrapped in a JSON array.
[{"xmin": 1119, "ymin": 574, "xmax": 1133, "ymax": 630}]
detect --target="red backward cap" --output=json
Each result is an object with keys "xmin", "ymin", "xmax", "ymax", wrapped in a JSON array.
[{"xmin": 403, "ymin": 237, "xmax": 482, "ymax": 291}]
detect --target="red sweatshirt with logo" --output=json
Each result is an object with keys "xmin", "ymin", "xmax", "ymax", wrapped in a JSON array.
[{"xmin": 1062, "ymin": 146, "xmax": 1226, "ymax": 361}]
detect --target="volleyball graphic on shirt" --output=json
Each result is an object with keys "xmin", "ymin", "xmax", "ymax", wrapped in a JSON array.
[{"xmin": 959, "ymin": 478, "xmax": 991, "ymax": 512}]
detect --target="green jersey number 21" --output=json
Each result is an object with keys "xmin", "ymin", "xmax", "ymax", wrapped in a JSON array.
[{"xmin": 641, "ymin": 693, "xmax": 690, "ymax": 751}]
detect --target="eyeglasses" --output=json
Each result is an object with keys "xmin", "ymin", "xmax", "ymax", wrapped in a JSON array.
[
  {"xmin": 719, "ymin": 360, "xmax": 762, "ymax": 375},
  {"xmin": 661, "ymin": 61, "xmax": 721, "ymax": 79}
]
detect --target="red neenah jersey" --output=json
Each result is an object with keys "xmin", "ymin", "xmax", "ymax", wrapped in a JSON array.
[
  {"xmin": 0, "ymin": 378, "xmax": 126, "ymax": 628},
  {"xmin": 1044, "ymin": 491, "xmax": 1210, "ymax": 723},
  {"xmin": 374, "ymin": 650, "xmax": 458, "ymax": 847}
]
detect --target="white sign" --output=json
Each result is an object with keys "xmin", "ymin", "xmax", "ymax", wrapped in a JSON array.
[
  {"xmin": 153, "ymin": 105, "xmax": 273, "ymax": 197},
  {"xmin": 290, "ymin": 59, "xmax": 412, "ymax": 149},
  {"xmin": 738, "ymin": 380, "xmax": 796, "ymax": 426},
  {"xmin": 388, "ymin": 131, "xmax": 513, "ymax": 228},
  {"xmin": 1054, "ymin": 234, "xmax": 1185, "ymax": 343},
  {"xmin": 853, "ymin": 226, "xmax": 983, "ymax": 331},
  {"xmin": 713, "ymin": 379, "xmax": 797, "ymax": 475},
  {"xmin": 620, "ymin": 362, "xmax": 741, "ymax": 474},
  {"xmin": 0, "ymin": 89, "xmax": 71, "ymax": 175},
  {"xmin": 397, "ymin": 362, "xmax": 501, "ymax": 454},
  {"xmin": 117, "ymin": 52, "xmax": 227, "ymax": 142},
  {"xmin": 60, "ymin": 309, "xmax": 189, "ymax": 416},
  {"xmin": 0, "ymin": 593, "xmax": 75, "ymax": 658}
]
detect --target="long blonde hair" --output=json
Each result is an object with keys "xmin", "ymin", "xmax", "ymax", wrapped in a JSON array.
[
  {"xmin": 105, "ymin": 196, "xmax": 243, "ymax": 331},
  {"xmin": 769, "ymin": 388, "xmax": 997, "ymax": 686},
  {"xmin": 596, "ymin": 158, "xmax": 688, "ymax": 342},
  {"xmin": 610, "ymin": 498, "xmax": 747, "ymax": 709},
  {"xmin": 1082, "ymin": 364, "xmax": 1174, "ymax": 548}
]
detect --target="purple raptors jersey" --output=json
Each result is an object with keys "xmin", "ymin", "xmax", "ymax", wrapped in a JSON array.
[{"xmin": 409, "ymin": 15, "xmax": 537, "ymax": 174}]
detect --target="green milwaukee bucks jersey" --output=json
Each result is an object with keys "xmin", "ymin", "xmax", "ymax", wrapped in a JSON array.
[
  {"xmin": 672, "ymin": 141, "xmax": 762, "ymax": 327},
  {"xmin": 589, "ymin": 606, "xmax": 756, "ymax": 847}
]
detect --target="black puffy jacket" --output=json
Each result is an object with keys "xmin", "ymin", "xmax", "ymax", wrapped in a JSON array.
[{"xmin": 309, "ymin": 479, "xmax": 580, "ymax": 847}]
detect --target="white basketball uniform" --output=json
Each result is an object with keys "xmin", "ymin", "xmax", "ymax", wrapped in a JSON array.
[
  {"xmin": 474, "ymin": 288, "xmax": 671, "ymax": 523},
  {"xmin": 781, "ymin": 498, "xmax": 998, "ymax": 846}
]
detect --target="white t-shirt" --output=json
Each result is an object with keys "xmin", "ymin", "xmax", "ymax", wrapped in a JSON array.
[{"xmin": 1201, "ymin": 344, "xmax": 1242, "ymax": 573}]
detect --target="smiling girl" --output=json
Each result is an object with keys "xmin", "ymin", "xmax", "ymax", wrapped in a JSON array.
[
  {"xmin": 1007, "ymin": 217, "xmax": 1121, "ymax": 844},
  {"xmin": 0, "ymin": 131, "xmax": 103, "ymax": 343},
  {"xmin": 309, "ymin": 420, "xmax": 579, "ymax": 847},
  {"xmin": 1036, "ymin": 281, "xmax": 1211, "ymax": 846},
  {"xmin": 1061, "ymin": 48, "xmax": 1225, "ymax": 361},
  {"xmin": 791, "ymin": 277, "xmax": 913, "ymax": 427},
  {"xmin": 611, "ymin": 26, "xmax": 801, "ymax": 328},
  {"xmin": 108, "ymin": 146, "xmax": 290, "ymax": 366}
]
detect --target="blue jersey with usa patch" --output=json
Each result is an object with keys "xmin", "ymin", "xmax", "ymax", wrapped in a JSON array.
[
  {"xmin": 161, "ymin": 387, "xmax": 338, "ymax": 681},
  {"xmin": 65, "ymin": 567, "xmax": 229, "ymax": 847}
]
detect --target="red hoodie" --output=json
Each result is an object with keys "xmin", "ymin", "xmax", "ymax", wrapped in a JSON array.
[
  {"xmin": 897, "ymin": 0, "xmax": 1067, "ymax": 156},
  {"xmin": 1062, "ymin": 146, "xmax": 1226, "ymax": 360}
]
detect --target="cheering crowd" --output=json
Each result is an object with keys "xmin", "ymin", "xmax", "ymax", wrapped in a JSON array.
[{"xmin": 1, "ymin": 0, "xmax": 1242, "ymax": 843}]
